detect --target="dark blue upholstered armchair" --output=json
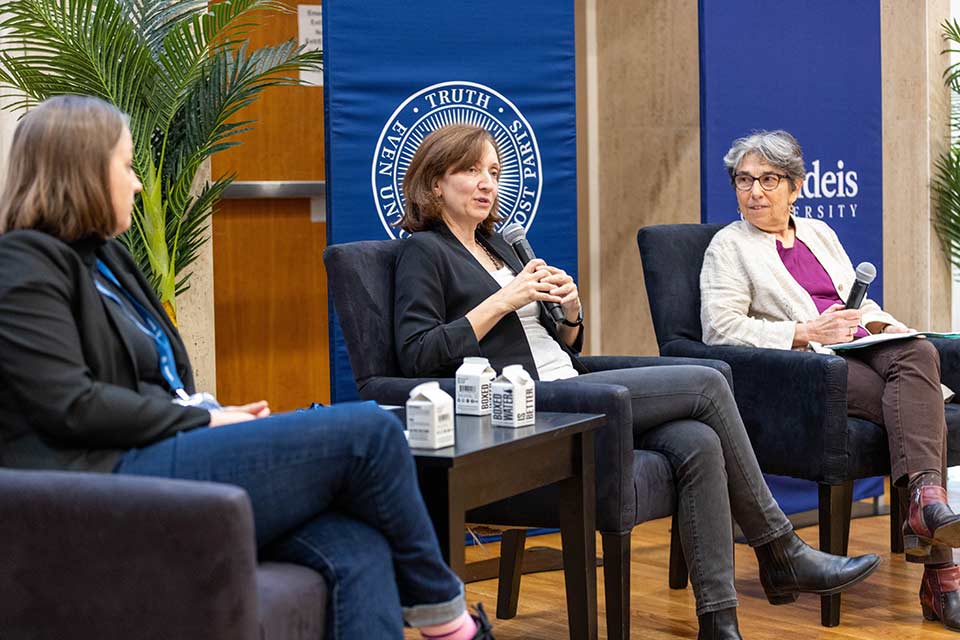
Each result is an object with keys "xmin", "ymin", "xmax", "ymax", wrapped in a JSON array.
[
  {"xmin": 0, "ymin": 469, "xmax": 326, "ymax": 639},
  {"xmin": 324, "ymin": 239, "xmax": 736, "ymax": 640},
  {"xmin": 637, "ymin": 223, "xmax": 960, "ymax": 627}
]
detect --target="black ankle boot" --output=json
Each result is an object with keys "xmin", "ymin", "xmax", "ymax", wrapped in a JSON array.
[
  {"xmin": 754, "ymin": 531, "xmax": 880, "ymax": 604},
  {"xmin": 470, "ymin": 603, "xmax": 495, "ymax": 639},
  {"xmin": 697, "ymin": 607, "xmax": 742, "ymax": 639}
]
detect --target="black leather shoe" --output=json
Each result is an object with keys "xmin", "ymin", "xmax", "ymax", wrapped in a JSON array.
[
  {"xmin": 471, "ymin": 603, "xmax": 495, "ymax": 639},
  {"xmin": 921, "ymin": 565, "xmax": 960, "ymax": 632},
  {"xmin": 698, "ymin": 607, "xmax": 742, "ymax": 639},
  {"xmin": 754, "ymin": 532, "xmax": 881, "ymax": 604},
  {"xmin": 904, "ymin": 485, "xmax": 960, "ymax": 557}
]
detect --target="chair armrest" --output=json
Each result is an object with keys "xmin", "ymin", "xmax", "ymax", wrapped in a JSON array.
[
  {"xmin": 579, "ymin": 355, "xmax": 734, "ymax": 391},
  {"xmin": 533, "ymin": 379, "xmax": 635, "ymax": 533},
  {"xmin": 660, "ymin": 339, "xmax": 851, "ymax": 483},
  {"xmin": 930, "ymin": 338, "xmax": 960, "ymax": 397},
  {"xmin": 0, "ymin": 469, "xmax": 258, "ymax": 640},
  {"xmin": 359, "ymin": 376, "xmax": 455, "ymax": 405}
]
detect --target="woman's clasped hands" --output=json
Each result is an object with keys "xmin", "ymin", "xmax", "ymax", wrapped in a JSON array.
[
  {"xmin": 494, "ymin": 259, "xmax": 581, "ymax": 320},
  {"xmin": 209, "ymin": 400, "xmax": 271, "ymax": 427}
]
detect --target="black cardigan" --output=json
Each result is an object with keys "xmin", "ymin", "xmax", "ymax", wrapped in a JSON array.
[
  {"xmin": 0, "ymin": 230, "xmax": 209, "ymax": 472},
  {"xmin": 393, "ymin": 225, "xmax": 584, "ymax": 379}
]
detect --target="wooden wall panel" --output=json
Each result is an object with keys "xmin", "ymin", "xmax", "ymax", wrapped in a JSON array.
[
  {"xmin": 880, "ymin": 0, "xmax": 952, "ymax": 330},
  {"xmin": 212, "ymin": 200, "xmax": 330, "ymax": 410},
  {"xmin": 213, "ymin": 3, "xmax": 325, "ymax": 180},
  {"xmin": 593, "ymin": 1, "xmax": 701, "ymax": 356},
  {"xmin": 211, "ymin": 1, "xmax": 329, "ymax": 407}
]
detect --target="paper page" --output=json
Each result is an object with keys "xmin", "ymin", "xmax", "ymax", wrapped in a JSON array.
[
  {"xmin": 824, "ymin": 330, "xmax": 960, "ymax": 351},
  {"xmin": 824, "ymin": 332, "xmax": 919, "ymax": 351}
]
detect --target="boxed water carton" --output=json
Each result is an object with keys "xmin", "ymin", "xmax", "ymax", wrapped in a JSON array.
[
  {"xmin": 455, "ymin": 357, "xmax": 496, "ymax": 415},
  {"xmin": 405, "ymin": 381, "xmax": 455, "ymax": 449},
  {"xmin": 491, "ymin": 365, "xmax": 536, "ymax": 428}
]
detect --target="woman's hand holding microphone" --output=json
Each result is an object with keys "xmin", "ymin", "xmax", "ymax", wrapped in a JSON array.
[
  {"xmin": 492, "ymin": 259, "xmax": 561, "ymax": 313},
  {"xmin": 467, "ymin": 259, "xmax": 582, "ymax": 343},
  {"xmin": 540, "ymin": 265, "xmax": 581, "ymax": 323},
  {"xmin": 794, "ymin": 303, "xmax": 862, "ymax": 346}
]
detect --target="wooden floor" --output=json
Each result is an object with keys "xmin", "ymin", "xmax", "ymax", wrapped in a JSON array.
[{"xmin": 405, "ymin": 508, "xmax": 960, "ymax": 639}]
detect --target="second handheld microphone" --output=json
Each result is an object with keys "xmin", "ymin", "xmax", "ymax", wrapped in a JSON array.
[
  {"xmin": 501, "ymin": 223, "xmax": 566, "ymax": 325},
  {"xmin": 845, "ymin": 262, "xmax": 877, "ymax": 310}
]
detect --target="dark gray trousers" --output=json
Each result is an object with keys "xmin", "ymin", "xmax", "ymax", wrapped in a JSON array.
[{"xmin": 575, "ymin": 365, "xmax": 793, "ymax": 614}]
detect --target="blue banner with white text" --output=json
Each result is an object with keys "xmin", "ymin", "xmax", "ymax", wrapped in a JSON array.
[
  {"xmin": 699, "ymin": 0, "xmax": 883, "ymax": 304},
  {"xmin": 323, "ymin": 1, "xmax": 577, "ymax": 401},
  {"xmin": 699, "ymin": 0, "xmax": 885, "ymax": 511}
]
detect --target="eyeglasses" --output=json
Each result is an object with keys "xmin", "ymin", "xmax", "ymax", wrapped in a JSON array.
[{"xmin": 733, "ymin": 172, "xmax": 789, "ymax": 192}]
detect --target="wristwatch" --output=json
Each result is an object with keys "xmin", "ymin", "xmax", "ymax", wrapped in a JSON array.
[{"xmin": 560, "ymin": 308, "xmax": 584, "ymax": 327}]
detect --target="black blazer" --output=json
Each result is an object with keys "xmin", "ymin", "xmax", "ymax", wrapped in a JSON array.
[
  {"xmin": 393, "ymin": 225, "xmax": 584, "ymax": 379},
  {"xmin": 0, "ymin": 230, "xmax": 209, "ymax": 472}
]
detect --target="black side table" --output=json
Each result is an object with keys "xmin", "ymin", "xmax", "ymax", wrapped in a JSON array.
[{"xmin": 407, "ymin": 411, "xmax": 605, "ymax": 640}]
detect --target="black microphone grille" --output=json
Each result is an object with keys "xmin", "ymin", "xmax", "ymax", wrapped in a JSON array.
[
  {"xmin": 501, "ymin": 223, "xmax": 526, "ymax": 244},
  {"xmin": 855, "ymin": 262, "xmax": 876, "ymax": 284}
]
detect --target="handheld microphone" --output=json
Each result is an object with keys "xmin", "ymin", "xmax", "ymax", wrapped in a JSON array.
[
  {"xmin": 501, "ymin": 223, "xmax": 566, "ymax": 324},
  {"xmin": 845, "ymin": 262, "xmax": 876, "ymax": 310}
]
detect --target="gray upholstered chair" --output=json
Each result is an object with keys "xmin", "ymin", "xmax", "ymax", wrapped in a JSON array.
[
  {"xmin": 0, "ymin": 469, "xmax": 326, "ymax": 640},
  {"xmin": 637, "ymin": 222, "xmax": 960, "ymax": 627},
  {"xmin": 324, "ymin": 238, "xmax": 736, "ymax": 640}
]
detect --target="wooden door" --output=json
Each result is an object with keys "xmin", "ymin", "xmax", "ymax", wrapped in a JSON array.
[{"xmin": 211, "ymin": 1, "xmax": 330, "ymax": 410}]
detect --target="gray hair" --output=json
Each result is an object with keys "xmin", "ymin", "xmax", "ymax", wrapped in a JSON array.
[{"xmin": 723, "ymin": 130, "xmax": 805, "ymax": 191}]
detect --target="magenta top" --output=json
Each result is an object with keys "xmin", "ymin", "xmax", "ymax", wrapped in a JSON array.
[{"xmin": 776, "ymin": 239, "xmax": 868, "ymax": 338}]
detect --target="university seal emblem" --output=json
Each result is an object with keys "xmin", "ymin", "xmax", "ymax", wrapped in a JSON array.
[{"xmin": 371, "ymin": 81, "xmax": 543, "ymax": 238}]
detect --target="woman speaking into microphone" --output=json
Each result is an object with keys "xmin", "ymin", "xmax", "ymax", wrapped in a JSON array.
[{"xmin": 393, "ymin": 123, "xmax": 879, "ymax": 639}]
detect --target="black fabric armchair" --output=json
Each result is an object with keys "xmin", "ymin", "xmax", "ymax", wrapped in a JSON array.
[
  {"xmin": 0, "ymin": 469, "xmax": 326, "ymax": 640},
  {"xmin": 637, "ymin": 223, "xmax": 960, "ymax": 627},
  {"xmin": 324, "ymin": 239, "xmax": 735, "ymax": 640}
]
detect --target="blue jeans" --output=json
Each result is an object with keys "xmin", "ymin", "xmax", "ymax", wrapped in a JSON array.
[{"xmin": 114, "ymin": 401, "xmax": 464, "ymax": 638}]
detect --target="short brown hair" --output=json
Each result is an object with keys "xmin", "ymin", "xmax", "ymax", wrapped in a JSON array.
[
  {"xmin": 0, "ymin": 95, "xmax": 128, "ymax": 241},
  {"xmin": 399, "ymin": 124, "xmax": 502, "ymax": 235}
]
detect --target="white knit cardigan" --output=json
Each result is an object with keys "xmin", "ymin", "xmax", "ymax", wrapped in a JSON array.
[{"xmin": 700, "ymin": 216, "xmax": 901, "ymax": 351}]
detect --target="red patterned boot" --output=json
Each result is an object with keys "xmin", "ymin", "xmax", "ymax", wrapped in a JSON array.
[
  {"xmin": 920, "ymin": 564, "xmax": 960, "ymax": 632},
  {"xmin": 903, "ymin": 484, "xmax": 960, "ymax": 557}
]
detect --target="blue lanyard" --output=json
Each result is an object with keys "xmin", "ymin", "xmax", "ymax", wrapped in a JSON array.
[{"xmin": 94, "ymin": 259, "xmax": 188, "ymax": 399}]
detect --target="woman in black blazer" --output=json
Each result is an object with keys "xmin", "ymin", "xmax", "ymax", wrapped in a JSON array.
[
  {"xmin": 393, "ymin": 124, "xmax": 880, "ymax": 639},
  {"xmin": 0, "ymin": 96, "xmax": 493, "ymax": 640}
]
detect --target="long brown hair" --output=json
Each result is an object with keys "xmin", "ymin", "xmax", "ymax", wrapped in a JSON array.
[
  {"xmin": 0, "ymin": 95, "xmax": 128, "ymax": 241},
  {"xmin": 399, "ymin": 124, "xmax": 502, "ymax": 235}
]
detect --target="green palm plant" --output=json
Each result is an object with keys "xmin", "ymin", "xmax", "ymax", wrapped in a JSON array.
[
  {"xmin": 0, "ymin": 0, "xmax": 322, "ymax": 322},
  {"xmin": 934, "ymin": 18, "xmax": 960, "ymax": 272}
]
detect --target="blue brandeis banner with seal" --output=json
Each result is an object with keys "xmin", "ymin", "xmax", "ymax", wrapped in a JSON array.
[
  {"xmin": 699, "ymin": 0, "xmax": 885, "ymax": 512},
  {"xmin": 323, "ymin": 1, "xmax": 577, "ymax": 402}
]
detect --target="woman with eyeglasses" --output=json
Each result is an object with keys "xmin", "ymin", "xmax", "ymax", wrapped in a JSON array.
[
  {"xmin": 700, "ymin": 129, "xmax": 960, "ymax": 632},
  {"xmin": 394, "ymin": 123, "xmax": 881, "ymax": 640}
]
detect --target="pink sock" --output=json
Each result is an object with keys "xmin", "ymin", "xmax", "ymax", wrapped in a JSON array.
[{"xmin": 420, "ymin": 610, "xmax": 477, "ymax": 640}]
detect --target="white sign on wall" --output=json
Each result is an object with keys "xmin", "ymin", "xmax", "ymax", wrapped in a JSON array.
[{"xmin": 297, "ymin": 5, "xmax": 323, "ymax": 86}]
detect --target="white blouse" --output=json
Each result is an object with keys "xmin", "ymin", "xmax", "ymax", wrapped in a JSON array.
[{"xmin": 489, "ymin": 266, "xmax": 578, "ymax": 381}]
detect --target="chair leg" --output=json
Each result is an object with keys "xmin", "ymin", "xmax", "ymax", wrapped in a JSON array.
[
  {"xmin": 496, "ymin": 528, "xmax": 527, "ymax": 619},
  {"xmin": 890, "ymin": 481, "xmax": 905, "ymax": 554},
  {"xmin": 601, "ymin": 531, "xmax": 631, "ymax": 640},
  {"xmin": 668, "ymin": 512, "xmax": 689, "ymax": 589},
  {"xmin": 818, "ymin": 481, "xmax": 854, "ymax": 627}
]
